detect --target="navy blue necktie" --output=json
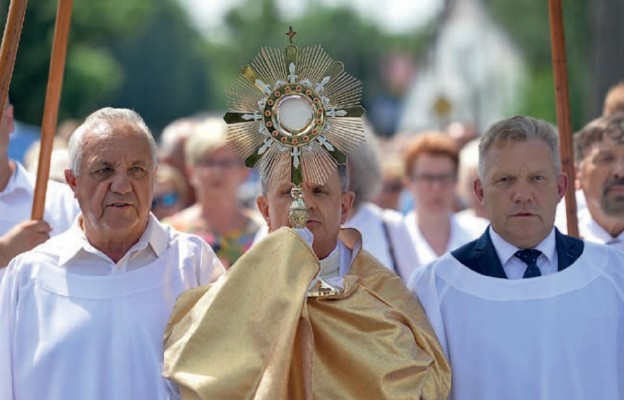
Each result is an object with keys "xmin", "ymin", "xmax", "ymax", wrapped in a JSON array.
[{"xmin": 515, "ymin": 249, "xmax": 542, "ymax": 278}]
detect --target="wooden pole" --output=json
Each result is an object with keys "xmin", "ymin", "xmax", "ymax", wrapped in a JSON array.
[
  {"xmin": 0, "ymin": 0, "xmax": 28, "ymax": 121},
  {"xmin": 31, "ymin": 0, "xmax": 73, "ymax": 220},
  {"xmin": 548, "ymin": 0, "xmax": 579, "ymax": 237}
]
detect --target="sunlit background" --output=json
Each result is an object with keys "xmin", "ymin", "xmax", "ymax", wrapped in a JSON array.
[{"xmin": 1, "ymin": 0, "xmax": 622, "ymax": 140}]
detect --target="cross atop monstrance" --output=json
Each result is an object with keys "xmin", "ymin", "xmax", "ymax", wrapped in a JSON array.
[{"xmin": 285, "ymin": 26, "xmax": 297, "ymax": 44}]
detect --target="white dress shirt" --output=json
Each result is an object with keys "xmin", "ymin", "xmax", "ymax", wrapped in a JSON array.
[{"xmin": 490, "ymin": 226, "xmax": 558, "ymax": 279}]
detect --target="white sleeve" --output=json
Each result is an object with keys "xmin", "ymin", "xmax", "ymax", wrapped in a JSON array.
[
  {"xmin": 0, "ymin": 258, "xmax": 20, "ymax": 399},
  {"xmin": 197, "ymin": 241, "xmax": 226, "ymax": 285},
  {"xmin": 407, "ymin": 263, "xmax": 449, "ymax": 358}
]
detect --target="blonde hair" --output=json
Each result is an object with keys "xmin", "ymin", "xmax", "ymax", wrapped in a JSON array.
[{"xmin": 184, "ymin": 117, "xmax": 232, "ymax": 166}]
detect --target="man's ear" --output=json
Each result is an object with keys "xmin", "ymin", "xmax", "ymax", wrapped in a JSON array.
[
  {"xmin": 64, "ymin": 169, "xmax": 78, "ymax": 195},
  {"xmin": 340, "ymin": 191, "xmax": 355, "ymax": 224},
  {"xmin": 474, "ymin": 178, "xmax": 485, "ymax": 206},
  {"xmin": 256, "ymin": 195, "xmax": 271, "ymax": 230}
]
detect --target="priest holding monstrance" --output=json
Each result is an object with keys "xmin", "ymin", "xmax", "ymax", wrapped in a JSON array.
[{"xmin": 162, "ymin": 28, "xmax": 450, "ymax": 399}]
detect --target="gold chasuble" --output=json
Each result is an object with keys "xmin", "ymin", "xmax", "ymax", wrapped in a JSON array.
[{"xmin": 163, "ymin": 227, "xmax": 450, "ymax": 399}]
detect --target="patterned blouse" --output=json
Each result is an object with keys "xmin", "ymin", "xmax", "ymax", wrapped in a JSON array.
[{"xmin": 163, "ymin": 205, "xmax": 262, "ymax": 268}]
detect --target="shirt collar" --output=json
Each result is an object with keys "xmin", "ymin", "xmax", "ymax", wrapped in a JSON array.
[
  {"xmin": 319, "ymin": 244, "xmax": 341, "ymax": 278},
  {"xmin": 57, "ymin": 213, "xmax": 168, "ymax": 267},
  {"xmin": 489, "ymin": 225, "xmax": 557, "ymax": 265},
  {"xmin": 579, "ymin": 207, "xmax": 624, "ymax": 243}
]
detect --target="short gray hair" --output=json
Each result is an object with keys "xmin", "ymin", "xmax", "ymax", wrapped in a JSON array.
[
  {"xmin": 260, "ymin": 163, "xmax": 349, "ymax": 195},
  {"xmin": 479, "ymin": 115, "xmax": 560, "ymax": 178},
  {"xmin": 68, "ymin": 107, "xmax": 157, "ymax": 175}
]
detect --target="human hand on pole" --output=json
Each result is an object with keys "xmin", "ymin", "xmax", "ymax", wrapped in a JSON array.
[{"xmin": 0, "ymin": 219, "xmax": 51, "ymax": 267}]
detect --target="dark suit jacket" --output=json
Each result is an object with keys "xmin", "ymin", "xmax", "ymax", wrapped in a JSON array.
[{"xmin": 451, "ymin": 227, "xmax": 584, "ymax": 279}]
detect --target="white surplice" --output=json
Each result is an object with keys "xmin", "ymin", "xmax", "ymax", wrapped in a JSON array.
[
  {"xmin": 410, "ymin": 241, "xmax": 624, "ymax": 400},
  {"xmin": 0, "ymin": 215, "xmax": 224, "ymax": 400}
]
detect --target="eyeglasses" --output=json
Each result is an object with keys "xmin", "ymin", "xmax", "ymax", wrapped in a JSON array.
[
  {"xmin": 382, "ymin": 180, "xmax": 403, "ymax": 193},
  {"xmin": 411, "ymin": 173, "xmax": 456, "ymax": 185},
  {"xmin": 151, "ymin": 192, "xmax": 180, "ymax": 208},
  {"xmin": 195, "ymin": 158, "xmax": 241, "ymax": 169}
]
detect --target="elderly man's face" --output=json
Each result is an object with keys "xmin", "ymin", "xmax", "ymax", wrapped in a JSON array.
[
  {"xmin": 256, "ymin": 167, "xmax": 354, "ymax": 259},
  {"xmin": 578, "ymin": 137, "xmax": 624, "ymax": 218},
  {"xmin": 66, "ymin": 122, "xmax": 155, "ymax": 242},
  {"xmin": 475, "ymin": 138, "xmax": 567, "ymax": 248}
]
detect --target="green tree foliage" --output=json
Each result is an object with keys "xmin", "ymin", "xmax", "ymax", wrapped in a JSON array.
[
  {"xmin": 105, "ymin": 0, "xmax": 216, "ymax": 133},
  {"xmin": 207, "ymin": 0, "xmax": 428, "ymax": 134},
  {"xmin": 0, "ymin": 0, "xmax": 213, "ymax": 135},
  {"xmin": 1, "ymin": 0, "xmax": 426, "ymax": 136},
  {"xmin": 485, "ymin": 0, "xmax": 590, "ymax": 130},
  {"xmin": 0, "ymin": 0, "xmax": 150, "ymax": 124}
]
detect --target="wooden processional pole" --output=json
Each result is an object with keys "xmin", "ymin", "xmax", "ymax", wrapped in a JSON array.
[
  {"xmin": 31, "ymin": 0, "xmax": 73, "ymax": 220},
  {"xmin": 0, "ymin": 0, "xmax": 28, "ymax": 123},
  {"xmin": 548, "ymin": 0, "xmax": 579, "ymax": 237}
]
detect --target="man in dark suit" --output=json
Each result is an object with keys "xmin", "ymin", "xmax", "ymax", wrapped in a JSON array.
[{"xmin": 409, "ymin": 115, "xmax": 624, "ymax": 400}]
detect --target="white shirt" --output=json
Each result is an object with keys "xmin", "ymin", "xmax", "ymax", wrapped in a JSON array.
[
  {"xmin": 490, "ymin": 226, "xmax": 558, "ymax": 279},
  {"xmin": 296, "ymin": 227, "xmax": 354, "ymax": 290},
  {"xmin": 400, "ymin": 210, "xmax": 486, "ymax": 279},
  {"xmin": 575, "ymin": 207, "xmax": 624, "ymax": 253},
  {"xmin": 410, "ymin": 241, "xmax": 624, "ymax": 400},
  {"xmin": 0, "ymin": 214, "xmax": 224, "ymax": 400},
  {"xmin": 0, "ymin": 161, "xmax": 78, "ymax": 237},
  {"xmin": 343, "ymin": 202, "xmax": 414, "ymax": 274},
  {"xmin": 59, "ymin": 214, "xmax": 170, "ymax": 276}
]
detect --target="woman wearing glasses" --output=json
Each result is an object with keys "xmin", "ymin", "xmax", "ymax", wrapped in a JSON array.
[
  {"xmin": 163, "ymin": 117, "xmax": 261, "ymax": 268},
  {"xmin": 398, "ymin": 132, "xmax": 487, "ymax": 280}
]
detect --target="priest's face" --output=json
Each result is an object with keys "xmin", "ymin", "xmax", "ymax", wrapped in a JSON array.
[
  {"xmin": 257, "ymin": 166, "xmax": 354, "ymax": 259},
  {"xmin": 65, "ymin": 122, "xmax": 155, "ymax": 245},
  {"xmin": 475, "ymin": 138, "xmax": 567, "ymax": 248}
]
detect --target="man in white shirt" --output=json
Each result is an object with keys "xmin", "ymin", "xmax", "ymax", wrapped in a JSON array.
[
  {"xmin": 572, "ymin": 113, "xmax": 624, "ymax": 252},
  {"xmin": 0, "ymin": 98, "xmax": 78, "ymax": 268},
  {"xmin": 0, "ymin": 107, "xmax": 224, "ymax": 400},
  {"xmin": 410, "ymin": 115, "xmax": 624, "ymax": 400}
]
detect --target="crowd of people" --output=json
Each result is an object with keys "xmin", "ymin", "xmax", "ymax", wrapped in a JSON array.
[{"xmin": 0, "ymin": 78, "xmax": 622, "ymax": 399}]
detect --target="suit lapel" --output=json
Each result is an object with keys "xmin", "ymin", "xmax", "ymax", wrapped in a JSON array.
[
  {"xmin": 554, "ymin": 228, "xmax": 584, "ymax": 271},
  {"xmin": 452, "ymin": 229, "xmax": 508, "ymax": 279},
  {"xmin": 452, "ymin": 228, "xmax": 584, "ymax": 278}
]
